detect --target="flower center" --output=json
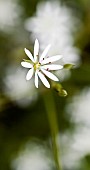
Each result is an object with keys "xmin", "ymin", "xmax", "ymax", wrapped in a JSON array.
[{"xmin": 34, "ymin": 62, "xmax": 40, "ymax": 70}]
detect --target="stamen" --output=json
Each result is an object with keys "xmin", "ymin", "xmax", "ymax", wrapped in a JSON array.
[{"xmin": 34, "ymin": 62, "xmax": 40, "ymax": 70}]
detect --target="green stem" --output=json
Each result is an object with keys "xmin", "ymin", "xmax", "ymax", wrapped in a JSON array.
[{"xmin": 43, "ymin": 90, "xmax": 62, "ymax": 170}]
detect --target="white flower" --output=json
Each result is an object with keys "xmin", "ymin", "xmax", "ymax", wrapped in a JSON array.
[
  {"xmin": 0, "ymin": 0, "xmax": 22, "ymax": 32},
  {"xmin": 60, "ymin": 87, "xmax": 90, "ymax": 169},
  {"xmin": 66, "ymin": 87, "xmax": 90, "ymax": 126},
  {"xmin": 25, "ymin": 1, "xmax": 81, "ymax": 68},
  {"xmin": 60, "ymin": 127, "xmax": 90, "ymax": 170},
  {"xmin": 21, "ymin": 39, "xmax": 63, "ymax": 88},
  {"xmin": 3, "ymin": 66, "xmax": 38, "ymax": 107},
  {"xmin": 11, "ymin": 142, "xmax": 54, "ymax": 170}
]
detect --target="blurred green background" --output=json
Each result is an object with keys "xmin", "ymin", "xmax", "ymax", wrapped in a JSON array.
[{"xmin": 0, "ymin": 0, "xmax": 90, "ymax": 170}]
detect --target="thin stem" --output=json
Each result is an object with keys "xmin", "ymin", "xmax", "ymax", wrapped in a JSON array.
[{"xmin": 43, "ymin": 90, "xmax": 62, "ymax": 170}]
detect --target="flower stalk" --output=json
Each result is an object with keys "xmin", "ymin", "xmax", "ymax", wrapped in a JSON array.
[{"xmin": 43, "ymin": 90, "xmax": 62, "ymax": 170}]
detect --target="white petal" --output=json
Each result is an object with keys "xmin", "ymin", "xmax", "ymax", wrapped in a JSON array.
[
  {"xmin": 35, "ymin": 71, "xmax": 38, "ymax": 88},
  {"xmin": 38, "ymin": 71, "xmax": 50, "ymax": 88},
  {"xmin": 41, "ymin": 64, "xmax": 63, "ymax": 70},
  {"xmin": 24, "ymin": 48, "xmax": 34, "ymax": 62},
  {"xmin": 34, "ymin": 39, "xmax": 39, "ymax": 62},
  {"xmin": 41, "ymin": 69, "xmax": 59, "ymax": 81},
  {"xmin": 40, "ymin": 44, "xmax": 51, "ymax": 62},
  {"xmin": 26, "ymin": 68, "xmax": 34, "ymax": 80},
  {"xmin": 21, "ymin": 62, "xmax": 33, "ymax": 68},
  {"xmin": 41, "ymin": 55, "xmax": 62, "ymax": 65}
]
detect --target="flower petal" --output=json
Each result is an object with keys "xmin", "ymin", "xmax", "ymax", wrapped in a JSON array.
[
  {"xmin": 41, "ymin": 64, "xmax": 63, "ymax": 70},
  {"xmin": 26, "ymin": 68, "xmax": 34, "ymax": 80},
  {"xmin": 41, "ymin": 55, "xmax": 62, "ymax": 65},
  {"xmin": 41, "ymin": 69, "xmax": 59, "ymax": 81},
  {"xmin": 21, "ymin": 62, "xmax": 33, "ymax": 68},
  {"xmin": 35, "ymin": 71, "xmax": 38, "ymax": 88},
  {"xmin": 38, "ymin": 71, "xmax": 50, "ymax": 88},
  {"xmin": 24, "ymin": 48, "xmax": 34, "ymax": 62},
  {"xmin": 40, "ymin": 44, "xmax": 51, "ymax": 62},
  {"xmin": 34, "ymin": 39, "xmax": 39, "ymax": 62}
]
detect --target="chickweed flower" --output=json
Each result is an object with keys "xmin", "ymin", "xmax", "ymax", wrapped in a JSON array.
[{"xmin": 21, "ymin": 39, "xmax": 63, "ymax": 88}]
